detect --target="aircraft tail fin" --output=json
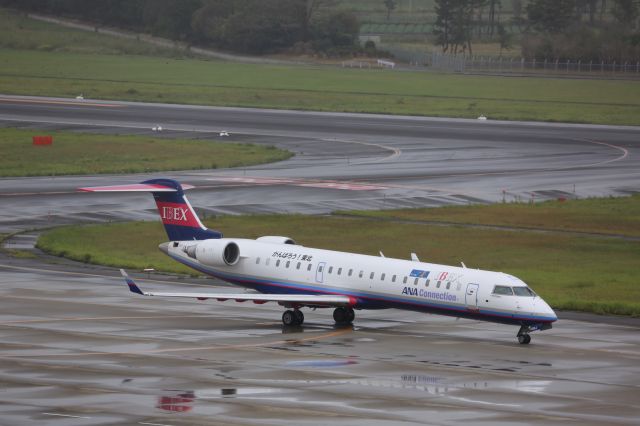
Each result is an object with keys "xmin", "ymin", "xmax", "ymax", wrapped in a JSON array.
[{"xmin": 79, "ymin": 178, "xmax": 221, "ymax": 241}]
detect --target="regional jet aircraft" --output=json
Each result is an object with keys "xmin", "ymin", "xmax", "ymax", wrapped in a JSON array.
[{"xmin": 80, "ymin": 179, "xmax": 557, "ymax": 344}]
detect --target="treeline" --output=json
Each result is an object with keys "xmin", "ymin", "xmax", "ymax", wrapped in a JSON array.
[
  {"xmin": 0, "ymin": 0, "xmax": 360, "ymax": 55},
  {"xmin": 522, "ymin": 0, "xmax": 640, "ymax": 62},
  {"xmin": 433, "ymin": 0, "xmax": 640, "ymax": 62}
]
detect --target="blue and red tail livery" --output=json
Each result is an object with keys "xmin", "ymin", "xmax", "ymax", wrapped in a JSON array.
[{"xmin": 79, "ymin": 178, "xmax": 222, "ymax": 241}]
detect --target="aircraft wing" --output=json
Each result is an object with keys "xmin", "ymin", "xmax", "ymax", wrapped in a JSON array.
[{"xmin": 120, "ymin": 270, "xmax": 354, "ymax": 307}]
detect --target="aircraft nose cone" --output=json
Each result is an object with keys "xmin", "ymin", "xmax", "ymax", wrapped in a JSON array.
[
  {"xmin": 159, "ymin": 242, "xmax": 170, "ymax": 255},
  {"xmin": 537, "ymin": 298, "xmax": 557, "ymax": 322}
]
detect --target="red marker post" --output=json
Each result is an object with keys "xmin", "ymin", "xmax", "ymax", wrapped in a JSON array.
[{"xmin": 32, "ymin": 135, "xmax": 53, "ymax": 146}]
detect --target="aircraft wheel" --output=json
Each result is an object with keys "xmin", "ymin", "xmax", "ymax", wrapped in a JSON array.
[
  {"xmin": 333, "ymin": 307, "xmax": 347, "ymax": 324},
  {"xmin": 346, "ymin": 308, "xmax": 355, "ymax": 324},
  {"xmin": 293, "ymin": 309, "xmax": 304, "ymax": 325},
  {"xmin": 282, "ymin": 310, "xmax": 296, "ymax": 326},
  {"xmin": 518, "ymin": 334, "xmax": 531, "ymax": 345}
]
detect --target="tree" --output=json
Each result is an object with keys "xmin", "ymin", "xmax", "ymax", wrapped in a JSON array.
[
  {"xmin": 142, "ymin": 0, "xmax": 200, "ymax": 39},
  {"xmin": 433, "ymin": 0, "xmax": 478, "ymax": 54},
  {"xmin": 311, "ymin": 10, "xmax": 359, "ymax": 53},
  {"xmin": 487, "ymin": 0, "xmax": 501, "ymax": 36},
  {"xmin": 433, "ymin": 0, "xmax": 455, "ymax": 52},
  {"xmin": 384, "ymin": 0, "xmax": 397, "ymax": 21},
  {"xmin": 526, "ymin": 0, "xmax": 577, "ymax": 33},
  {"xmin": 611, "ymin": 0, "xmax": 639, "ymax": 28},
  {"xmin": 496, "ymin": 22, "xmax": 511, "ymax": 55}
]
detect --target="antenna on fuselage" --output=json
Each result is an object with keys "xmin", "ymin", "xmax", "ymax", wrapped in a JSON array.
[
  {"xmin": 461, "ymin": 262, "xmax": 467, "ymax": 268},
  {"xmin": 410, "ymin": 253, "xmax": 420, "ymax": 262},
  {"xmin": 379, "ymin": 251, "xmax": 385, "ymax": 257}
]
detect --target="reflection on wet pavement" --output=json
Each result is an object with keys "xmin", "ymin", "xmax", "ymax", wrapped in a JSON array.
[{"xmin": 1, "ymin": 269, "xmax": 639, "ymax": 425}]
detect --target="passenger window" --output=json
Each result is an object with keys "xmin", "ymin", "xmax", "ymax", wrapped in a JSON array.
[
  {"xmin": 307, "ymin": 264, "xmax": 312, "ymax": 271},
  {"xmin": 392, "ymin": 275, "xmax": 396, "ymax": 283},
  {"xmin": 338, "ymin": 267, "xmax": 342, "ymax": 275},
  {"xmin": 276, "ymin": 260, "xmax": 281, "ymax": 267},
  {"xmin": 425, "ymin": 279, "xmax": 430, "ymax": 287},
  {"xmin": 266, "ymin": 258, "xmax": 270, "ymax": 266},
  {"xmin": 370, "ymin": 272, "xmax": 375, "ymax": 279},
  {"xmin": 256, "ymin": 257, "xmax": 261, "ymax": 264},
  {"xmin": 286, "ymin": 261, "xmax": 290, "ymax": 268},
  {"xmin": 348, "ymin": 269, "xmax": 353, "ymax": 276},
  {"xmin": 381, "ymin": 273, "xmax": 385, "ymax": 281},
  {"xmin": 318, "ymin": 265, "xmax": 323, "ymax": 273},
  {"xmin": 328, "ymin": 266, "xmax": 333, "ymax": 274},
  {"xmin": 446, "ymin": 282, "xmax": 451, "ymax": 289},
  {"xmin": 359, "ymin": 270, "xmax": 363, "ymax": 278},
  {"xmin": 403, "ymin": 277, "xmax": 408, "ymax": 284},
  {"xmin": 296, "ymin": 262, "xmax": 301, "ymax": 270},
  {"xmin": 414, "ymin": 277, "xmax": 419, "ymax": 285},
  {"xmin": 436, "ymin": 281, "xmax": 441, "ymax": 288}
]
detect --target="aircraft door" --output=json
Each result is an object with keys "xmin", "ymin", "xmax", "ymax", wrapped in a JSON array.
[
  {"xmin": 315, "ymin": 262, "xmax": 326, "ymax": 283},
  {"xmin": 465, "ymin": 283, "xmax": 479, "ymax": 310}
]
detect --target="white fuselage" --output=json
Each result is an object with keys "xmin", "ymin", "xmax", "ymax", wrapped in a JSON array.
[{"xmin": 162, "ymin": 238, "xmax": 557, "ymax": 327}]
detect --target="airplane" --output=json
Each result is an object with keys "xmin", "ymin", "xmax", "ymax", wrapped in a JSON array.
[{"xmin": 80, "ymin": 178, "xmax": 557, "ymax": 344}]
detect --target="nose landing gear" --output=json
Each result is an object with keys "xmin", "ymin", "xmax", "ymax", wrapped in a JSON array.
[
  {"xmin": 517, "ymin": 333, "xmax": 531, "ymax": 344},
  {"xmin": 517, "ymin": 325, "xmax": 532, "ymax": 344},
  {"xmin": 516, "ymin": 322, "xmax": 553, "ymax": 344}
]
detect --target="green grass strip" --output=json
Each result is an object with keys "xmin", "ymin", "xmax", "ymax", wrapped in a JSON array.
[
  {"xmin": 38, "ymin": 206, "xmax": 640, "ymax": 317},
  {"xmin": 1, "ymin": 47, "xmax": 640, "ymax": 124},
  {"xmin": 0, "ymin": 127, "xmax": 291, "ymax": 177},
  {"xmin": 339, "ymin": 195, "xmax": 640, "ymax": 238}
]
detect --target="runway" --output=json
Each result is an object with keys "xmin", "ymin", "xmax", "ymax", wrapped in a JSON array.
[
  {"xmin": 1, "ymin": 95, "xmax": 640, "ymax": 424},
  {"xmin": 1, "ymin": 94, "xmax": 639, "ymax": 233}
]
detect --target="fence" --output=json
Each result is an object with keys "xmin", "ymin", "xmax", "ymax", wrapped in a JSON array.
[{"xmin": 430, "ymin": 52, "xmax": 640, "ymax": 77}]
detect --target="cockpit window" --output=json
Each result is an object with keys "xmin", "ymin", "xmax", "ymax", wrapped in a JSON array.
[
  {"xmin": 492, "ymin": 285, "xmax": 513, "ymax": 295},
  {"xmin": 513, "ymin": 286, "xmax": 536, "ymax": 297}
]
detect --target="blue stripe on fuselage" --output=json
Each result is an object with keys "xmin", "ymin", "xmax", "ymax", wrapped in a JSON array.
[{"xmin": 168, "ymin": 253, "xmax": 555, "ymax": 326}]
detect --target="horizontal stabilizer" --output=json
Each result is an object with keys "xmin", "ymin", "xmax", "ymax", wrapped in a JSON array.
[{"xmin": 79, "ymin": 183, "xmax": 194, "ymax": 192}]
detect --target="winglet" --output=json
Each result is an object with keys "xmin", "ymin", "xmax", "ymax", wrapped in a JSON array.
[{"xmin": 120, "ymin": 269, "xmax": 144, "ymax": 295}]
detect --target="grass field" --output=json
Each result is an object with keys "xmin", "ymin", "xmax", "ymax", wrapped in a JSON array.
[
  {"xmin": 0, "ymin": 127, "xmax": 291, "ymax": 177},
  {"xmin": 2, "ymin": 49, "xmax": 640, "ymax": 125},
  {"xmin": 37, "ymin": 197, "xmax": 640, "ymax": 317},
  {"xmin": 341, "ymin": 195, "xmax": 640, "ymax": 238},
  {"xmin": 1, "ymin": 8, "xmax": 640, "ymax": 124}
]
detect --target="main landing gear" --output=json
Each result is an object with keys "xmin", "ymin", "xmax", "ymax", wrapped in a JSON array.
[
  {"xmin": 333, "ymin": 307, "xmax": 355, "ymax": 326},
  {"xmin": 281, "ymin": 307, "xmax": 355, "ymax": 327},
  {"xmin": 282, "ymin": 309, "xmax": 304, "ymax": 326}
]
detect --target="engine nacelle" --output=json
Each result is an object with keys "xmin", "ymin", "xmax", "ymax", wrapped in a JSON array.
[
  {"xmin": 185, "ymin": 239, "xmax": 240, "ymax": 267},
  {"xmin": 256, "ymin": 236, "xmax": 297, "ymax": 245}
]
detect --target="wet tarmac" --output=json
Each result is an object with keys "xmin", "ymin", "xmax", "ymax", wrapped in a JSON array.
[{"xmin": 1, "ymin": 263, "xmax": 639, "ymax": 425}]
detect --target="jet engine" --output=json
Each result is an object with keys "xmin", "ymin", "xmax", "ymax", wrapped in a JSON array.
[
  {"xmin": 184, "ymin": 239, "xmax": 240, "ymax": 267},
  {"xmin": 256, "ymin": 236, "xmax": 297, "ymax": 245}
]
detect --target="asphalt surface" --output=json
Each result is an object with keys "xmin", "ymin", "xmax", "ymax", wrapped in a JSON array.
[
  {"xmin": 1, "ymin": 94, "xmax": 639, "ymax": 233},
  {"xmin": 1, "ymin": 256, "xmax": 639, "ymax": 425},
  {"xmin": 1, "ymin": 95, "xmax": 640, "ymax": 424}
]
